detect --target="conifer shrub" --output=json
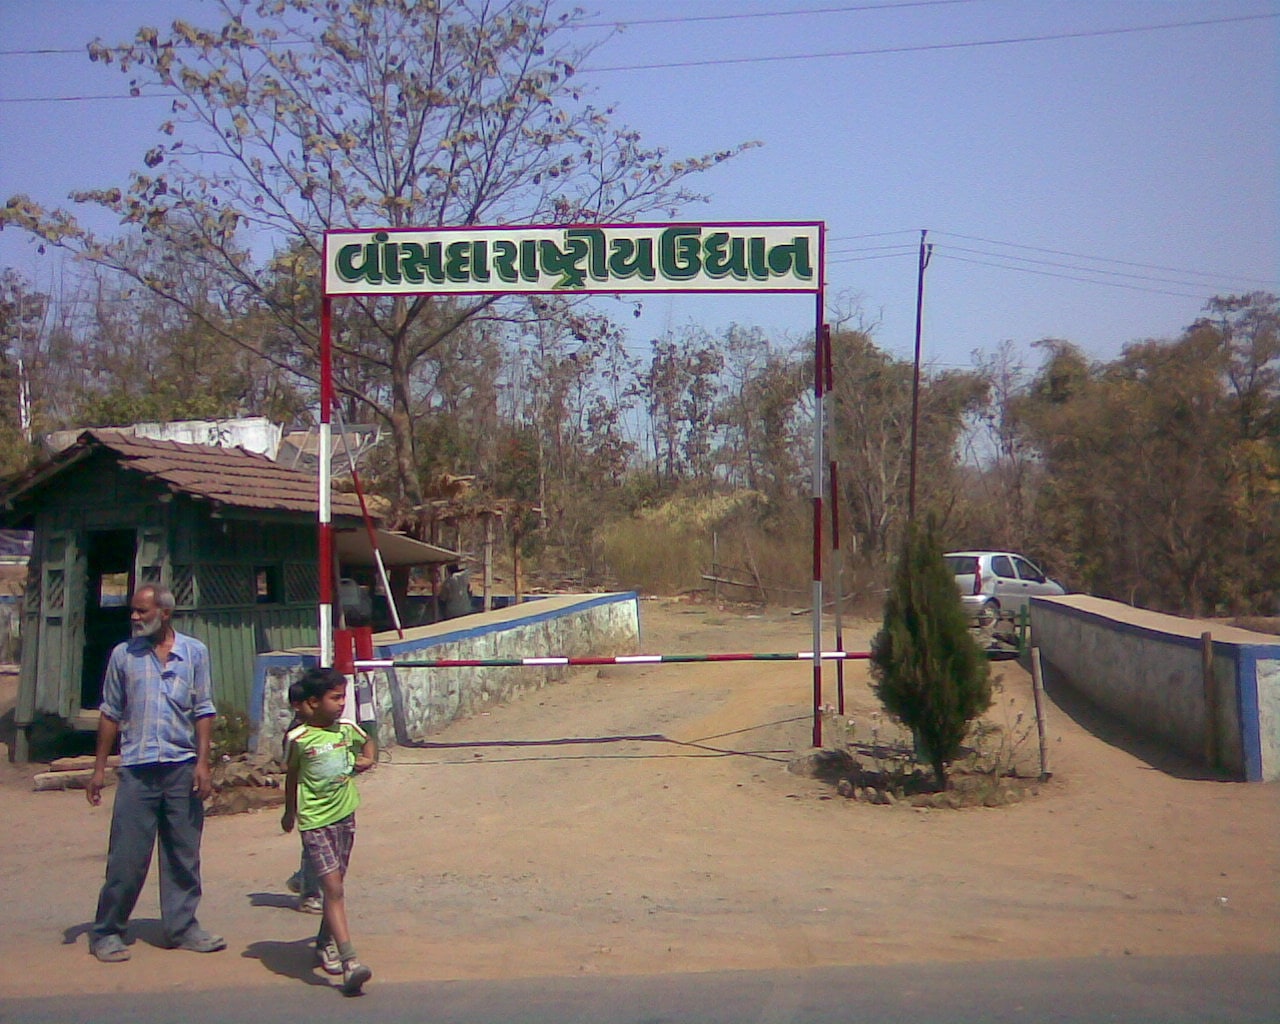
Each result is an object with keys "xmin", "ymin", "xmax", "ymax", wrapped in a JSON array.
[{"xmin": 870, "ymin": 517, "xmax": 991, "ymax": 789}]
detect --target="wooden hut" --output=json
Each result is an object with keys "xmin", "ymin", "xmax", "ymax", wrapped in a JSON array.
[{"xmin": 0, "ymin": 430, "xmax": 379, "ymax": 760}]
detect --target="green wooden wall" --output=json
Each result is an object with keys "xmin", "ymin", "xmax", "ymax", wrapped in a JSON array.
[{"xmin": 16, "ymin": 449, "xmax": 332, "ymax": 727}]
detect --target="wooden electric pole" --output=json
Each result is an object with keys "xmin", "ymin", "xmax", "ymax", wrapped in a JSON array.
[{"xmin": 907, "ymin": 229, "xmax": 933, "ymax": 521}]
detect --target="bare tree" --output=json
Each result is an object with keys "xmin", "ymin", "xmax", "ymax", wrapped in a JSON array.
[{"xmin": 2, "ymin": 0, "xmax": 754, "ymax": 513}]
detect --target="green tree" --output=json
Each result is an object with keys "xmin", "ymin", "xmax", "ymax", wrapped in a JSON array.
[
  {"xmin": 1010, "ymin": 294, "xmax": 1280, "ymax": 615},
  {"xmin": 871, "ymin": 517, "xmax": 991, "ymax": 790},
  {"xmin": 2, "ymin": 0, "xmax": 753, "ymax": 513}
]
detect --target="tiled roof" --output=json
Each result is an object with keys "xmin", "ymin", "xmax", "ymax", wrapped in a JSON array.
[{"xmin": 22, "ymin": 430, "xmax": 368, "ymax": 519}]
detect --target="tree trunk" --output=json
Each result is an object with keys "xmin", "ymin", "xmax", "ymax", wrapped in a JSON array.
[{"xmin": 387, "ymin": 298, "xmax": 425, "ymax": 536}]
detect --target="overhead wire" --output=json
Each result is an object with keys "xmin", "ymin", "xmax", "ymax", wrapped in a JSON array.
[
  {"xmin": 583, "ymin": 12, "xmax": 1279, "ymax": 73},
  {"xmin": 0, "ymin": 0, "xmax": 977, "ymax": 58},
  {"xmin": 2, "ymin": 10, "xmax": 1276, "ymax": 101},
  {"xmin": 575, "ymin": 0, "xmax": 979, "ymax": 30},
  {"xmin": 933, "ymin": 251, "xmax": 1207, "ymax": 299},
  {"xmin": 929, "ymin": 230, "xmax": 1280, "ymax": 288},
  {"xmin": 826, "ymin": 230, "xmax": 1276, "ymax": 293}
]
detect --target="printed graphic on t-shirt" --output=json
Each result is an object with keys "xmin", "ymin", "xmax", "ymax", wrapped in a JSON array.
[{"xmin": 305, "ymin": 735, "xmax": 354, "ymax": 794}]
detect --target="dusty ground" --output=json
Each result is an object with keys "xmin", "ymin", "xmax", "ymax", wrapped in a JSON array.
[{"xmin": 0, "ymin": 599, "xmax": 1276, "ymax": 999}]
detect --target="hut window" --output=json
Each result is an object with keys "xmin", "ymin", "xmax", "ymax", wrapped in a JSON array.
[
  {"xmin": 285, "ymin": 563, "xmax": 319, "ymax": 603},
  {"xmin": 255, "ymin": 565, "xmax": 282, "ymax": 604},
  {"xmin": 199, "ymin": 564, "xmax": 254, "ymax": 607},
  {"xmin": 98, "ymin": 572, "xmax": 130, "ymax": 608},
  {"xmin": 172, "ymin": 565, "xmax": 195, "ymax": 608}
]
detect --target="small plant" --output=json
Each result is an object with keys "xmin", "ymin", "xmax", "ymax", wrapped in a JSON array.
[
  {"xmin": 210, "ymin": 707, "xmax": 250, "ymax": 761},
  {"xmin": 963, "ymin": 676, "xmax": 1037, "ymax": 778},
  {"xmin": 870, "ymin": 517, "xmax": 992, "ymax": 790}
]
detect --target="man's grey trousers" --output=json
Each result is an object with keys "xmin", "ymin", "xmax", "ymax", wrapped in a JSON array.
[{"xmin": 91, "ymin": 761, "xmax": 205, "ymax": 946}]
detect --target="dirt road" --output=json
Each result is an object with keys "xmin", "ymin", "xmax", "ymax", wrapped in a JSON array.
[{"xmin": 1, "ymin": 600, "xmax": 1276, "ymax": 999}]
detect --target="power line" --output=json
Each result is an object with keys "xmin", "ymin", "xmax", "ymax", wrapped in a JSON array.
[
  {"xmin": 827, "ymin": 242, "xmax": 920, "ymax": 255},
  {"xmin": 584, "ymin": 12, "xmax": 1279, "ymax": 73},
  {"xmin": 4, "ymin": 11, "xmax": 1275, "ymax": 101},
  {"xmin": 0, "ymin": 1, "xmax": 975, "ymax": 57},
  {"xmin": 0, "ymin": 31, "xmax": 310, "ymax": 59},
  {"xmin": 0, "ymin": 91, "xmax": 171, "ymax": 105},
  {"xmin": 828, "ymin": 229, "xmax": 921, "ymax": 242},
  {"xmin": 829, "ymin": 252, "xmax": 919, "ymax": 263},
  {"xmin": 934, "ymin": 251, "xmax": 1207, "ymax": 299},
  {"xmin": 576, "ymin": 0, "xmax": 978, "ymax": 30},
  {"xmin": 937, "ymin": 243, "xmax": 1257, "ymax": 292},
  {"xmin": 930, "ymin": 231, "xmax": 1280, "ymax": 288},
  {"xmin": 830, "ymin": 230, "xmax": 1279, "ymax": 290}
]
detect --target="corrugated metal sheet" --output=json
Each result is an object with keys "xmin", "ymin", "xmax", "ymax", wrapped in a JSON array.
[{"xmin": 183, "ymin": 606, "xmax": 316, "ymax": 715}]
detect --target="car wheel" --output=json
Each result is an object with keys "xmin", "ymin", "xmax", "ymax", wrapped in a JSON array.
[{"xmin": 975, "ymin": 601, "xmax": 999, "ymax": 629}]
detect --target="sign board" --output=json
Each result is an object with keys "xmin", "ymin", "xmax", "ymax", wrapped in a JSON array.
[{"xmin": 323, "ymin": 222, "xmax": 823, "ymax": 296}]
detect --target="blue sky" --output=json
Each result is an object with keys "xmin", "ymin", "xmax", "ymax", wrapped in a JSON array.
[{"xmin": 1, "ymin": 0, "xmax": 1277, "ymax": 372}]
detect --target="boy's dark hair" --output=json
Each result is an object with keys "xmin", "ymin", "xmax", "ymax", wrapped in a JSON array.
[
  {"xmin": 287, "ymin": 680, "xmax": 306, "ymax": 706},
  {"xmin": 298, "ymin": 666, "xmax": 347, "ymax": 702}
]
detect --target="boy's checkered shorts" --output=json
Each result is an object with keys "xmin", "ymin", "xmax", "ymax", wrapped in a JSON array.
[{"xmin": 300, "ymin": 813, "xmax": 356, "ymax": 879}]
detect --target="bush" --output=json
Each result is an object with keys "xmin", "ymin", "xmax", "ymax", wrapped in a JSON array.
[
  {"xmin": 596, "ymin": 491, "xmax": 815, "ymax": 600},
  {"xmin": 870, "ymin": 517, "xmax": 991, "ymax": 789},
  {"xmin": 210, "ymin": 707, "xmax": 250, "ymax": 761}
]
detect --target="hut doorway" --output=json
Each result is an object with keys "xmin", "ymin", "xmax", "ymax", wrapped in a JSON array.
[{"xmin": 81, "ymin": 529, "xmax": 135, "ymax": 709}]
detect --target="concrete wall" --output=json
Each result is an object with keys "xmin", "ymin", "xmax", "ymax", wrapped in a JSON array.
[
  {"xmin": 1031, "ymin": 595, "xmax": 1280, "ymax": 781},
  {"xmin": 252, "ymin": 592, "xmax": 640, "ymax": 755}
]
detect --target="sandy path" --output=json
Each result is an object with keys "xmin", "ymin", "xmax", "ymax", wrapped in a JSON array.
[{"xmin": 1, "ymin": 600, "xmax": 1276, "ymax": 998}]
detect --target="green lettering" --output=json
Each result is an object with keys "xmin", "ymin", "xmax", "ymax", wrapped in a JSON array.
[
  {"xmin": 471, "ymin": 240, "xmax": 491, "ymax": 282},
  {"xmin": 767, "ymin": 237, "xmax": 813, "ymax": 279},
  {"xmin": 748, "ymin": 237, "xmax": 769, "ymax": 280},
  {"xmin": 702, "ymin": 232, "xmax": 748, "ymax": 280},
  {"xmin": 445, "ymin": 240, "xmax": 472, "ymax": 283},
  {"xmin": 492, "ymin": 240, "xmax": 519, "ymax": 282},
  {"xmin": 566, "ymin": 229, "xmax": 608, "ymax": 281},
  {"xmin": 539, "ymin": 237, "xmax": 588, "ymax": 288},
  {"xmin": 607, "ymin": 237, "xmax": 656, "ymax": 280},
  {"xmin": 381, "ymin": 236, "xmax": 402, "ymax": 284},
  {"xmin": 659, "ymin": 226, "xmax": 702, "ymax": 280},
  {"xmin": 335, "ymin": 239, "xmax": 382, "ymax": 284},
  {"xmin": 520, "ymin": 240, "xmax": 540, "ymax": 282},
  {"xmin": 398, "ymin": 241, "xmax": 445, "ymax": 285}
]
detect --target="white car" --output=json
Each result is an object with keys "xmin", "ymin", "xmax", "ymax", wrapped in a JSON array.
[{"xmin": 943, "ymin": 551, "xmax": 1066, "ymax": 626}]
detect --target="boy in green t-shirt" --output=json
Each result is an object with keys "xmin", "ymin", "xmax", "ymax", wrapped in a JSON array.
[{"xmin": 281, "ymin": 667, "xmax": 376, "ymax": 995}]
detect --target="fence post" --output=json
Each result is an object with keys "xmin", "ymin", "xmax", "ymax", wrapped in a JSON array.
[
  {"xmin": 1201, "ymin": 631, "xmax": 1219, "ymax": 772},
  {"xmin": 1030, "ymin": 646, "xmax": 1051, "ymax": 781}
]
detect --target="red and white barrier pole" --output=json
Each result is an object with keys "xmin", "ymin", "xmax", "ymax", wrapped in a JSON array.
[
  {"xmin": 356, "ymin": 650, "xmax": 871, "ymax": 670},
  {"xmin": 318, "ymin": 295, "xmax": 334, "ymax": 668},
  {"xmin": 823, "ymin": 324, "xmax": 846, "ymax": 715},
  {"xmin": 811, "ymin": 290, "xmax": 826, "ymax": 746}
]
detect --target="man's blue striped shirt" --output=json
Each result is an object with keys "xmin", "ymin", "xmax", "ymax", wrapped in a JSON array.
[{"xmin": 98, "ymin": 632, "xmax": 216, "ymax": 767}]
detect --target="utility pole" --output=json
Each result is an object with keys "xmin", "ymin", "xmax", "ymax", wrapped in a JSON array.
[
  {"xmin": 18, "ymin": 357, "xmax": 32, "ymax": 443},
  {"xmin": 907, "ymin": 229, "xmax": 933, "ymax": 521}
]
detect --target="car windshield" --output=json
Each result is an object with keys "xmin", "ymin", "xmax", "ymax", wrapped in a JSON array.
[{"xmin": 944, "ymin": 556, "xmax": 978, "ymax": 575}]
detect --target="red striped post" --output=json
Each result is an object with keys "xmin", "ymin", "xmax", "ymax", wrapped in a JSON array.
[
  {"xmin": 823, "ymin": 324, "xmax": 846, "ymax": 715},
  {"xmin": 811, "ymin": 292, "xmax": 826, "ymax": 746},
  {"xmin": 318, "ymin": 295, "xmax": 334, "ymax": 668}
]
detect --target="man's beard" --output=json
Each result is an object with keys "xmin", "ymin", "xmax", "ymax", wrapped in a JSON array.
[{"xmin": 132, "ymin": 615, "xmax": 164, "ymax": 640}]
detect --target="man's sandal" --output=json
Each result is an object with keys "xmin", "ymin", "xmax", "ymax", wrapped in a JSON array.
[{"xmin": 91, "ymin": 935, "xmax": 131, "ymax": 963}]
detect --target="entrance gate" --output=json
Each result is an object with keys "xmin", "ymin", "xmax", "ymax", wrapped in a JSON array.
[{"xmin": 320, "ymin": 222, "xmax": 832, "ymax": 743}]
